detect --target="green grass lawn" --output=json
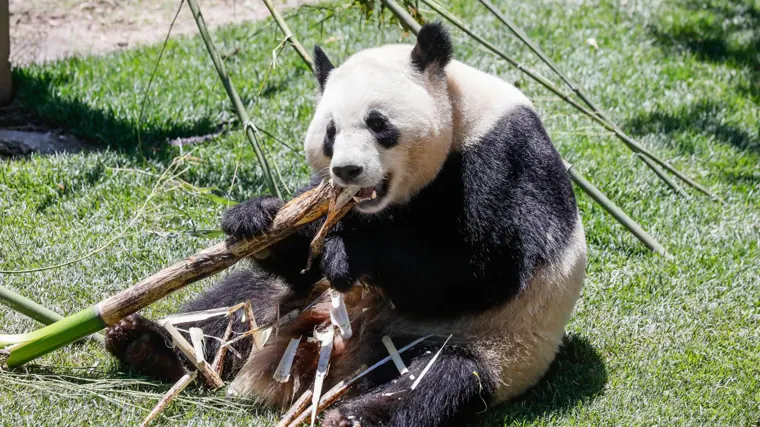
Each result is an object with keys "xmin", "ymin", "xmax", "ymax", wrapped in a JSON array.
[{"xmin": 1, "ymin": 0, "xmax": 759, "ymax": 425}]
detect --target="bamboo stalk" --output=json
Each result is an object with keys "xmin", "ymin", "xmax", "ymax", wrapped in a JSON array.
[
  {"xmin": 564, "ymin": 161, "xmax": 671, "ymax": 258},
  {"xmin": 276, "ymin": 389, "xmax": 313, "ymax": 427},
  {"xmin": 477, "ymin": 0, "xmax": 690, "ymax": 200},
  {"xmin": 261, "ymin": 0, "xmax": 315, "ymax": 71},
  {"xmin": 0, "ymin": 285, "xmax": 64, "ymax": 326},
  {"xmin": 185, "ymin": 0, "xmax": 281, "ymax": 198},
  {"xmin": 4, "ymin": 181, "xmax": 353, "ymax": 368},
  {"xmin": 139, "ymin": 370, "xmax": 198, "ymax": 427},
  {"xmin": 0, "ymin": 286, "xmax": 104, "ymax": 345},
  {"xmin": 410, "ymin": 0, "xmax": 720, "ymax": 202},
  {"xmin": 380, "ymin": 0, "xmax": 669, "ymax": 256}
]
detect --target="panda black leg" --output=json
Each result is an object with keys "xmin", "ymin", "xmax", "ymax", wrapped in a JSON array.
[
  {"xmin": 106, "ymin": 267, "xmax": 303, "ymax": 380},
  {"xmin": 322, "ymin": 344, "xmax": 495, "ymax": 427}
]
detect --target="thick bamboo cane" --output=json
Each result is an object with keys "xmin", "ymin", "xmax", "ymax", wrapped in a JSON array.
[{"xmin": 3, "ymin": 180, "xmax": 347, "ymax": 368}]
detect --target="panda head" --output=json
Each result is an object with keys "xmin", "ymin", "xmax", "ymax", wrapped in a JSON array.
[{"xmin": 304, "ymin": 22, "xmax": 454, "ymax": 214}]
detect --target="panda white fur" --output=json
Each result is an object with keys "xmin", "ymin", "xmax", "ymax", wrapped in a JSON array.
[{"xmin": 104, "ymin": 22, "xmax": 586, "ymax": 427}]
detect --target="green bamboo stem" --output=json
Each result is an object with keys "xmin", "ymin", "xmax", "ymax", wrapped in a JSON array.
[
  {"xmin": 382, "ymin": 0, "xmax": 422, "ymax": 32},
  {"xmin": 564, "ymin": 161, "xmax": 670, "ymax": 259},
  {"xmin": 0, "ymin": 285, "xmax": 64, "ymax": 325},
  {"xmin": 413, "ymin": 0, "xmax": 720, "ymax": 203},
  {"xmin": 4, "ymin": 307, "xmax": 105, "ymax": 367},
  {"xmin": 380, "ymin": 0, "xmax": 668, "ymax": 257},
  {"xmin": 479, "ymin": 0, "xmax": 604, "ymax": 117},
  {"xmin": 186, "ymin": 0, "xmax": 282, "ymax": 199},
  {"xmin": 0, "ymin": 285, "xmax": 104, "ymax": 344},
  {"xmin": 478, "ymin": 0, "xmax": 690, "ymax": 199},
  {"xmin": 261, "ymin": 0, "xmax": 315, "ymax": 71},
  {"xmin": 636, "ymin": 153, "xmax": 691, "ymax": 200}
]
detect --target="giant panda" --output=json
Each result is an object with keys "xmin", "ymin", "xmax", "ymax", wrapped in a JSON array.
[{"xmin": 104, "ymin": 22, "xmax": 586, "ymax": 427}]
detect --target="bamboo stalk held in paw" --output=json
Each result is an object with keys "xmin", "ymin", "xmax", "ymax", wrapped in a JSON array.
[{"xmin": 3, "ymin": 180, "xmax": 356, "ymax": 368}]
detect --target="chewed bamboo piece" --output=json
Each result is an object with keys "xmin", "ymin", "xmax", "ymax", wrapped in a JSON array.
[
  {"xmin": 311, "ymin": 327, "xmax": 335, "ymax": 427},
  {"xmin": 411, "ymin": 334, "xmax": 453, "ymax": 390},
  {"xmin": 5, "ymin": 179, "xmax": 359, "ymax": 368},
  {"xmin": 189, "ymin": 327, "xmax": 206, "ymax": 363},
  {"xmin": 212, "ymin": 315, "xmax": 234, "ymax": 375},
  {"xmin": 243, "ymin": 301, "xmax": 265, "ymax": 351},
  {"xmin": 381, "ymin": 335, "xmax": 410, "ymax": 376},
  {"xmin": 274, "ymin": 337, "xmax": 302, "ymax": 383},
  {"xmin": 160, "ymin": 321, "xmax": 224, "ymax": 389},
  {"xmin": 329, "ymin": 291, "xmax": 352, "ymax": 339}
]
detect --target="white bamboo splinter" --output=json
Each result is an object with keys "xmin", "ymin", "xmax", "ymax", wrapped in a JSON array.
[
  {"xmin": 410, "ymin": 334, "xmax": 453, "ymax": 390},
  {"xmin": 159, "ymin": 321, "xmax": 224, "ymax": 389},
  {"xmin": 274, "ymin": 337, "xmax": 301, "ymax": 383},
  {"xmin": 158, "ymin": 306, "xmax": 233, "ymax": 325},
  {"xmin": 139, "ymin": 370, "xmax": 198, "ymax": 427},
  {"xmin": 329, "ymin": 291, "xmax": 352, "ymax": 339},
  {"xmin": 381, "ymin": 335, "xmax": 409, "ymax": 376},
  {"xmin": 311, "ymin": 327, "xmax": 335, "ymax": 427},
  {"xmin": 189, "ymin": 327, "xmax": 206, "ymax": 363}
]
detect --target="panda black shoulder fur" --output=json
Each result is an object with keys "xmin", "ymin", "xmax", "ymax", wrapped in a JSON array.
[{"xmin": 104, "ymin": 22, "xmax": 586, "ymax": 427}]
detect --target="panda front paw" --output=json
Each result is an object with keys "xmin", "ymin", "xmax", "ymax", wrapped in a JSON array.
[
  {"xmin": 321, "ymin": 237, "xmax": 355, "ymax": 292},
  {"xmin": 221, "ymin": 196, "xmax": 284, "ymax": 239},
  {"xmin": 105, "ymin": 314, "xmax": 186, "ymax": 382}
]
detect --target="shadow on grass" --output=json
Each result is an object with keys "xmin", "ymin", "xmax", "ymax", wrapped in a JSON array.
[
  {"xmin": 7, "ymin": 68, "xmax": 220, "ymax": 163},
  {"xmin": 473, "ymin": 333, "xmax": 607, "ymax": 425},
  {"xmin": 6, "ymin": 68, "xmax": 275, "ymax": 199},
  {"xmin": 626, "ymin": 98, "xmax": 759, "ymax": 154},
  {"xmin": 632, "ymin": 0, "xmax": 759, "ymax": 156},
  {"xmin": 650, "ymin": 0, "xmax": 759, "ymax": 102}
]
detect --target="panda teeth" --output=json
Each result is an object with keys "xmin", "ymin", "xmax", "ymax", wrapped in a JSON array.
[{"xmin": 352, "ymin": 188, "xmax": 378, "ymax": 203}]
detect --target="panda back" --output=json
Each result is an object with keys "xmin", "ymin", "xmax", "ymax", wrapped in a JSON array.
[{"xmin": 445, "ymin": 60, "xmax": 535, "ymax": 149}]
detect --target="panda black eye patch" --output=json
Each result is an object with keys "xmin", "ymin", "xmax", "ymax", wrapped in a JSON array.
[
  {"xmin": 323, "ymin": 120, "xmax": 336, "ymax": 158},
  {"xmin": 365, "ymin": 110, "xmax": 399, "ymax": 148}
]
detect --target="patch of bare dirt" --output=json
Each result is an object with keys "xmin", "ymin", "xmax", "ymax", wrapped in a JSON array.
[{"xmin": 9, "ymin": 0, "xmax": 313, "ymax": 66}]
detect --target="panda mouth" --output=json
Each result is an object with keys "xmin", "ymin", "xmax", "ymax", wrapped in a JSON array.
[{"xmin": 352, "ymin": 175, "xmax": 391, "ymax": 206}]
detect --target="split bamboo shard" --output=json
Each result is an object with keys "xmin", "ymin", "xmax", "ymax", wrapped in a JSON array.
[{"xmin": 4, "ymin": 180, "xmax": 348, "ymax": 368}]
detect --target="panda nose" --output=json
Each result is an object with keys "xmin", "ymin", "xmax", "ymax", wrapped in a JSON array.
[{"xmin": 332, "ymin": 164, "xmax": 364, "ymax": 183}]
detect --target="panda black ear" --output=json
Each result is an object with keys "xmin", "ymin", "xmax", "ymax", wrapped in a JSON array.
[
  {"xmin": 411, "ymin": 21, "xmax": 453, "ymax": 74},
  {"xmin": 313, "ymin": 45, "xmax": 335, "ymax": 92}
]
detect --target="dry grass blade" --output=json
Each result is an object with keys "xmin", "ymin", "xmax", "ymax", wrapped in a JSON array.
[{"xmin": 262, "ymin": 0, "xmax": 315, "ymax": 71}]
